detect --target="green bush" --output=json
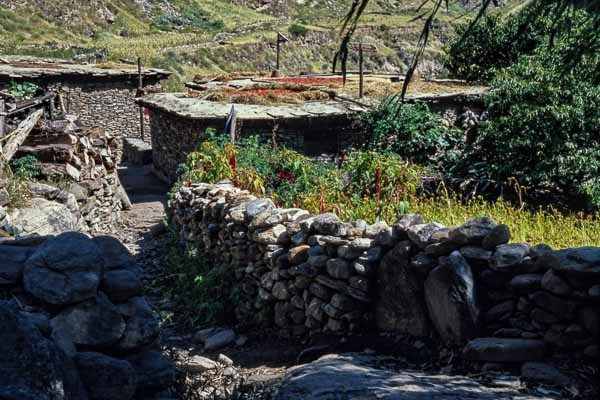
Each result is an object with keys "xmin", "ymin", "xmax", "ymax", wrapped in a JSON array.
[
  {"xmin": 445, "ymin": 10, "xmax": 564, "ymax": 82},
  {"xmin": 10, "ymin": 155, "xmax": 40, "ymax": 180},
  {"xmin": 288, "ymin": 23, "xmax": 308, "ymax": 37},
  {"xmin": 354, "ymin": 99, "xmax": 461, "ymax": 166},
  {"xmin": 455, "ymin": 43, "xmax": 600, "ymax": 197}
]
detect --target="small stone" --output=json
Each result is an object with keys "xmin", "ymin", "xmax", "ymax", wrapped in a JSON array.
[
  {"xmin": 326, "ymin": 258, "xmax": 351, "ymax": 280},
  {"xmin": 490, "ymin": 243, "xmax": 530, "ymax": 273},
  {"xmin": 521, "ymin": 362, "xmax": 570, "ymax": 386},
  {"xmin": 350, "ymin": 238, "xmax": 373, "ymax": 251},
  {"xmin": 186, "ymin": 355, "xmax": 218, "ymax": 372},
  {"xmin": 448, "ymin": 217, "xmax": 497, "ymax": 245},
  {"xmin": 218, "ymin": 354, "xmax": 234, "ymax": 366},
  {"xmin": 204, "ymin": 329, "xmax": 236, "ymax": 351},
  {"xmin": 407, "ymin": 223, "xmax": 445, "ymax": 249},
  {"xmin": 509, "ymin": 274, "xmax": 543, "ymax": 293},
  {"xmin": 463, "ymin": 338, "xmax": 546, "ymax": 362},
  {"xmin": 541, "ymin": 270, "xmax": 572, "ymax": 296},
  {"xmin": 482, "ymin": 224, "xmax": 511, "ymax": 249},
  {"xmin": 288, "ymin": 245, "xmax": 310, "ymax": 264}
]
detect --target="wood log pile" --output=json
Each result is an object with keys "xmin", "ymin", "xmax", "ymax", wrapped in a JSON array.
[{"xmin": 0, "ymin": 89, "xmax": 128, "ymax": 234}]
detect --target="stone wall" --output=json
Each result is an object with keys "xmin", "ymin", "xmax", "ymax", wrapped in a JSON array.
[
  {"xmin": 0, "ymin": 232, "xmax": 174, "ymax": 399},
  {"xmin": 59, "ymin": 81, "xmax": 151, "ymax": 162},
  {"xmin": 169, "ymin": 182, "xmax": 599, "ymax": 364}
]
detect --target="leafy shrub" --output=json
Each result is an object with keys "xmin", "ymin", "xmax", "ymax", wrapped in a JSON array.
[
  {"xmin": 454, "ymin": 42, "xmax": 600, "ymax": 197},
  {"xmin": 354, "ymin": 99, "xmax": 461, "ymax": 166},
  {"xmin": 10, "ymin": 155, "xmax": 40, "ymax": 180},
  {"xmin": 288, "ymin": 23, "xmax": 308, "ymax": 37},
  {"xmin": 9, "ymin": 81, "xmax": 39, "ymax": 100}
]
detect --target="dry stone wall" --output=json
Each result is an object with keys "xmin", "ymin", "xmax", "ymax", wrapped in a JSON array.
[
  {"xmin": 59, "ymin": 81, "xmax": 150, "ymax": 162},
  {"xmin": 170, "ymin": 182, "xmax": 599, "ymax": 364},
  {"xmin": 0, "ymin": 232, "xmax": 174, "ymax": 400}
]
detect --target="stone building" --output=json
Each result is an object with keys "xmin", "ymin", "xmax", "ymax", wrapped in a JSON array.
[
  {"xmin": 139, "ymin": 85, "xmax": 485, "ymax": 183},
  {"xmin": 0, "ymin": 56, "xmax": 171, "ymax": 161}
]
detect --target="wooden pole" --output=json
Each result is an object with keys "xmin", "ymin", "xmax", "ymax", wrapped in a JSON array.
[
  {"xmin": 137, "ymin": 57, "xmax": 145, "ymax": 141},
  {"xmin": 0, "ymin": 99, "xmax": 5, "ymax": 139},
  {"xmin": 276, "ymin": 37, "xmax": 281, "ymax": 71},
  {"xmin": 359, "ymin": 43, "xmax": 364, "ymax": 99}
]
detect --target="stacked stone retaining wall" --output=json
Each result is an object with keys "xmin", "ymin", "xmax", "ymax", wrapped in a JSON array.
[{"xmin": 170, "ymin": 182, "xmax": 599, "ymax": 364}]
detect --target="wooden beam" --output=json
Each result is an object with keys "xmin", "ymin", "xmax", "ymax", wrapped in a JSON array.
[
  {"xmin": 0, "ymin": 109, "xmax": 43, "ymax": 161},
  {"xmin": 0, "ymin": 99, "xmax": 5, "ymax": 138}
]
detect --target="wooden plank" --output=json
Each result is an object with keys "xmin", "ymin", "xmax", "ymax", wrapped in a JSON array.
[
  {"xmin": 0, "ymin": 109, "xmax": 43, "ymax": 161},
  {"xmin": 0, "ymin": 99, "xmax": 5, "ymax": 138}
]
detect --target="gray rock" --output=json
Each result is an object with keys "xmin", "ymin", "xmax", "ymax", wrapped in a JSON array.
[
  {"xmin": 0, "ymin": 188, "xmax": 8, "ymax": 207},
  {"xmin": 547, "ymin": 247, "xmax": 600, "ymax": 278},
  {"xmin": 459, "ymin": 246, "xmax": 492, "ymax": 262},
  {"xmin": 375, "ymin": 241, "xmax": 429, "ymax": 336},
  {"xmin": 521, "ymin": 362, "xmax": 570, "ymax": 386},
  {"xmin": 326, "ymin": 258, "xmax": 351, "ymax": 280},
  {"xmin": 245, "ymin": 198, "xmax": 275, "ymax": 220},
  {"xmin": 490, "ymin": 244, "xmax": 531, "ymax": 273},
  {"xmin": 350, "ymin": 238, "xmax": 373, "ymax": 251},
  {"xmin": 541, "ymin": 269, "xmax": 572, "ymax": 296},
  {"xmin": 529, "ymin": 291, "xmax": 576, "ymax": 317},
  {"xmin": 463, "ymin": 338, "xmax": 546, "ymax": 362},
  {"xmin": 0, "ymin": 244, "xmax": 35, "ymax": 285},
  {"xmin": 288, "ymin": 245, "xmax": 310, "ymax": 264},
  {"xmin": 101, "ymin": 269, "xmax": 142, "ymax": 303},
  {"xmin": 0, "ymin": 303, "xmax": 87, "ymax": 400},
  {"xmin": 407, "ymin": 222, "xmax": 444, "ymax": 249},
  {"xmin": 448, "ymin": 217, "xmax": 497, "ymax": 245},
  {"xmin": 115, "ymin": 297, "xmax": 160, "ymax": 352},
  {"xmin": 276, "ymin": 353, "xmax": 551, "ymax": 400},
  {"xmin": 425, "ymin": 251, "xmax": 479, "ymax": 342},
  {"xmin": 313, "ymin": 213, "xmax": 345, "ymax": 236},
  {"xmin": 272, "ymin": 281, "xmax": 290, "ymax": 300},
  {"xmin": 392, "ymin": 214, "xmax": 424, "ymax": 238},
  {"xmin": 509, "ymin": 274, "xmax": 543, "ymax": 293},
  {"xmin": 253, "ymin": 224, "xmax": 288, "ymax": 245},
  {"xmin": 482, "ymin": 224, "xmax": 511, "ymax": 249},
  {"xmin": 24, "ymin": 232, "xmax": 103, "ymax": 305},
  {"xmin": 76, "ymin": 352, "xmax": 137, "ymax": 400},
  {"xmin": 184, "ymin": 355, "xmax": 219, "ymax": 372},
  {"xmin": 364, "ymin": 221, "xmax": 389, "ymax": 238},
  {"xmin": 93, "ymin": 236, "xmax": 136, "ymax": 269},
  {"xmin": 6, "ymin": 197, "xmax": 78, "ymax": 236},
  {"xmin": 204, "ymin": 329, "xmax": 236, "ymax": 351},
  {"xmin": 51, "ymin": 293, "xmax": 126, "ymax": 348}
]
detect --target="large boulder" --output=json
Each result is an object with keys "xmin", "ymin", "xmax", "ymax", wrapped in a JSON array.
[
  {"xmin": 448, "ymin": 217, "xmax": 497, "ymax": 246},
  {"xmin": 374, "ymin": 241, "xmax": 430, "ymax": 336},
  {"xmin": 50, "ymin": 293, "xmax": 126, "ymax": 349},
  {"xmin": 276, "ymin": 353, "xmax": 554, "ymax": 400},
  {"xmin": 115, "ymin": 297, "xmax": 160, "ymax": 352},
  {"xmin": 101, "ymin": 269, "xmax": 143, "ymax": 303},
  {"xmin": 0, "ymin": 303, "xmax": 87, "ymax": 400},
  {"xmin": 0, "ymin": 244, "xmax": 36, "ymax": 285},
  {"xmin": 75, "ymin": 352, "xmax": 137, "ymax": 400},
  {"xmin": 127, "ymin": 351, "xmax": 175, "ymax": 396},
  {"xmin": 424, "ymin": 251, "xmax": 480, "ymax": 343},
  {"xmin": 92, "ymin": 236, "xmax": 136, "ymax": 270},
  {"xmin": 23, "ymin": 232, "xmax": 104, "ymax": 305},
  {"xmin": 5, "ymin": 197, "xmax": 78, "ymax": 236}
]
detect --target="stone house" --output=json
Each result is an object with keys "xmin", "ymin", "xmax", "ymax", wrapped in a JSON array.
[{"xmin": 0, "ymin": 56, "xmax": 171, "ymax": 161}]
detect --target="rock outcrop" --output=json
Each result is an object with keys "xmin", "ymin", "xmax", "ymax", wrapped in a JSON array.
[{"xmin": 0, "ymin": 232, "xmax": 173, "ymax": 399}]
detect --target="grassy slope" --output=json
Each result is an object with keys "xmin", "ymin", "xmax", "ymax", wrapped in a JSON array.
[{"xmin": 0, "ymin": 0, "xmax": 515, "ymax": 89}]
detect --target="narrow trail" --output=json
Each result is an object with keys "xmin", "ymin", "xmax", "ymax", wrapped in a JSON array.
[{"xmin": 114, "ymin": 164, "xmax": 301, "ymax": 399}]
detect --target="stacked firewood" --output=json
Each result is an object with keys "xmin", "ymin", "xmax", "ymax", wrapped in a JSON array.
[{"xmin": 15, "ymin": 115, "xmax": 119, "ymax": 182}]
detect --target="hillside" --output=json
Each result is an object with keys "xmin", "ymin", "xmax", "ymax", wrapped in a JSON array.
[{"xmin": 0, "ymin": 0, "xmax": 509, "ymax": 90}]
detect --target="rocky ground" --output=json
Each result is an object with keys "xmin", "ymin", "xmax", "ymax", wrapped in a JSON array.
[{"xmin": 113, "ymin": 165, "xmax": 598, "ymax": 400}]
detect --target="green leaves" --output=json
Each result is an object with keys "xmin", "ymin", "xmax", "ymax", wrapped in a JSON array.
[{"xmin": 355, "ymin": 100, "xmax": 461, "ymax": 166}]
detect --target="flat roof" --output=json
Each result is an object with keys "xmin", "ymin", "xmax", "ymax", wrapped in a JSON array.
[
  {"xmin": 138, "ymin": 93, "xmax": 369, "ymax": 120},
  {"xmin": 0, "ymin": 56, "xmax": 171, "ymax": 81}
]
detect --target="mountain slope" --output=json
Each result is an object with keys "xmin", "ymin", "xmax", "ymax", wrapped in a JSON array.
[{"xmin": 0, "ymin": 0, "xmax": 521, "ymax": 89}]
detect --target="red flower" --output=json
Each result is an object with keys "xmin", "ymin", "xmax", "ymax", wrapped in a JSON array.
[
  {"xmin": 374, "ymin": 166, "xmax": 382, "ymax": 198},
  {"xmin": 229, "ymin": 154, "xmax": 237, "ymax": 171}
]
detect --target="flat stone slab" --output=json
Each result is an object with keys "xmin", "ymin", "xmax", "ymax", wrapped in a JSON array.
[
  {"xmin": 276, "ymin": 353, "xmax": 557, "ymax": 400},
  {"xmin": 463, "ymin": 338, "xmax": 546, "ymax": 363}
]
